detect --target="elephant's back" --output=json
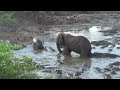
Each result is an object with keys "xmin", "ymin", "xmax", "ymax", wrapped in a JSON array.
[{"xmin": 78, "ymin": 36, "xmax": 91, "ymax": 48}]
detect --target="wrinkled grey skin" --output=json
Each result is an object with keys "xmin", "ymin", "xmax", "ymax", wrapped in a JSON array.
[
  {"xmin": 32, "ymin": 36, "xmax": 44, "ymax": 50},
  {"xmin": 56, "ymin": 32, "xmax": 92, "ymax": 57}
]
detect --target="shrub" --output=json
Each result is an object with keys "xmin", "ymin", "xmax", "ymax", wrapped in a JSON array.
[
  {"xmin": 0, "ymin": 41, "xmax": 39, "ymax": 79},
  {"xmin": 0, "ymin": 13, "xmax": 15, "ymax": 24}
]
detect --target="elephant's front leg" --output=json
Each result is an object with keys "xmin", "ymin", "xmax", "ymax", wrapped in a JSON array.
[{"xmin": 63, "ymin": 47, "xmax": 71, "ymax": 56}]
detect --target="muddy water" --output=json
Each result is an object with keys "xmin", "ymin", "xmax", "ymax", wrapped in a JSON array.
[{"xmin": 13, "ymin": 26, "xmax": 120, "ymax": 79}]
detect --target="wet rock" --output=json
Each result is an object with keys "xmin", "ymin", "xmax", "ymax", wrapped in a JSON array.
[
  {"xmin": 110, "ymin": 44, "xmax": 115, "ymax": 48},
  {"xmin": 101, "ymin": 45, "xmax": 109, "ymax": 49},
  {"xmin": 110, "ymin": 71, "xmax": 117, "ymax": 75},
  {"xmin": 44, "ymin": 66, "xmax": 60, "ymax": 69},
  {"xmin": 103, "ymin": 33, "xmax": 113, "ymax": 36},
  {"xmin": 10, "ymin": 42, "xmax": 27, "ymax": 49},
  {"xmin": 57, "ymin": 60, "xmax": 64, "ymax": 64},
  {"xmin": 104, "ymin": 68, "xmax": 111, "ymax": 72},
  {"xmin": 117, "ymin": 47, "xmax": 120, "ymax": 49},
  {"xmin": 74, "ymin": 71, "xmax": 81, "ymax": 76},
  {"xmin": 21, "ymin": 43, "xmax": 27, "ymax": 48},
  {"xmin": 44, "ymin": 46, "xmax": 55, "ymax": 52},
  {"xmin": 17, "ymin": 35, "xmax": 33, "ymax": 42},
  {"xmin": 71, "ymin": 76, "xmax": 82, "ymax": 79},
  {"xmin": 108, "ymin": 48, "xmax": 113, "ymax": 52},
  {"xmin": 42, "ymin": 69, "xmax": 52, "ymax": 73},
  {"xmin": 92, "ymin": 47, "xmax": 96, "ymax": 49},
  {"xmin": 36, "ymin": 64, "xmax": 45, "ymax": 69},
  {"xmin": 53, "ymin": 70, "xmax": 62, "ymax": 79},
  {"xmin": 104, "ymin": 74, "xmax": 112, "ymax": 79},
  {"xmin": 109, "ymin": 62, "xmax": 120, "ymax": 66},
  {"xmin": 55, "ymin": 70, "xmax": 62, "ymax": 74},
  {"xmin": 53, "ymin": 74, "xmax": 62, "ymax": 79},
  {"xmin": 94, "ymin": 67, "xmax": 103, "ymax": 73},
  {"xmin": 99, "ymin": 28, "xmax": 118, "ymax": 35},
  {"xmin": 91, "ymin": 40, "xmax": 112, "ymax": 46},
  {"xmin": 111, "ymin": 67, "xmax": 120, "ymax": 72},
  {"xmin": 92, "ymin": 52, "xmax": 120, "ymax": 58},
  {"xmin": 79, "ymin": 62, "xmax": 91, "ymax": 73}
]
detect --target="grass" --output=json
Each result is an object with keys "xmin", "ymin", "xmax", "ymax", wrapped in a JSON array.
[{"xmin": 0, "ymin": 41, "xmax": 39, "ymax": 79}]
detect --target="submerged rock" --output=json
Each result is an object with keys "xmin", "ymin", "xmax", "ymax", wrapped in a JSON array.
[
  {"xmin": 92, "ymin": 52, "xmax": 120, "ymax": 58},
  {"xmin": 94, "ymin": 67, "xmax": 103, "ymax": 73},
  {"xmin": 101, "ymin": 44, "xmax": 109, "ymax": 49},
  {"xmin": 79, "ymin": 62, "xmax": 91, "ymax": 74},
  {"xmin": 109, "ymin": 62, "xmax": 120, "ymax": 66},
  {"xmin": 44, "ymin": 46, "xmax": 55, "ymax": 52},
  {"xmin": 104, "ymin": 74, "xmax": 112, "ymax": 79},
  {"xmin": 42, "ymin": 69, "xmax": 52, "ymax": 73},
  {"xmin": 92, "ymin": 47, "xmax": 96, "ymax": 49},
  {"xmin": 117, "ymin": 47, "xmax": 120, "ymax": 49},
  {"xmin": 91, "ymin": 40, "xmax": 112, "ymax": 46}
]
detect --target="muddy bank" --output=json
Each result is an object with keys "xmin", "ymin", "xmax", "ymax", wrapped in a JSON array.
[{"xmin": 1, "ymin": 13, "xmax": 120, "ymax": 45}]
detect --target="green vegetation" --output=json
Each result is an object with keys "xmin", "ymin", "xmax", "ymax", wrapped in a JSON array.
[
  {"xmin": 0, "ymin": 41, "xmax": 39, "ymax": 79},
  {"xmin": 0, "ymin": 13, "xmax": 16, "ymax": 24}
]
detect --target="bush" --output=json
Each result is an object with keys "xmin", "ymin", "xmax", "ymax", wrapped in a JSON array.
[
  {"xmin": 0, "ymin": 41, "xmax": 39, "ymax": 79},
  {"xmin": 0, "ymin": 13, "xmax": 15, "ymax": 24}
]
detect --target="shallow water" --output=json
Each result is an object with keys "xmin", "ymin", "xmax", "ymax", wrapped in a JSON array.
[{"xmin": 13, "ymin": 26, "xmax": 120, "ymax": 79}]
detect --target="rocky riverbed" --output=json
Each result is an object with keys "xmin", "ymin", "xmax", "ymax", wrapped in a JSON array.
[{"xmin": 1, "ymin": 13, "xmax": 120, "ymax": 79}]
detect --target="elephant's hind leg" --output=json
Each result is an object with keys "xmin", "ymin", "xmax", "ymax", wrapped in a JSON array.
[{"xmin": 80, "ymin": 50, "xmax": 89, "ymax": 57}]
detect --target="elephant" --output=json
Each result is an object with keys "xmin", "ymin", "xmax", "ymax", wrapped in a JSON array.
[
  {"xmin": 56, "ymin": 32, "xmax": 92, "ymax": 57},
  {"xmin": 32, "ymin": 36, "xmax": 44, "ymax": 50}
]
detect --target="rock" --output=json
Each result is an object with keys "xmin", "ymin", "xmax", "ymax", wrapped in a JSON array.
[
  {"xmin": 91, "ymin": 40, "xmax": 112, "ymax": 46},
  {"xmin": 44, "ymin": 66, "xmax": 60, "ymax": 69},
  {"xmin": 117, "ymin": 47, "xmax": 120, "ymax": 49},
  {"xmin": 108, "ymin": 48, "xmax": 112, "ymax": 52},
  {"xmin": 44, "ymin": 46, "xmax": 55, "ymax": 52},
  {"xmin": 74, "ymin": 71, "xmax": 81, "ymax": 76},
  {"xmin": 53, "ymin": 70, "xmax": 62, "ymax": 79},
  {"xmin": 21, "ymin": 43, "xmax": 27, "ymax": 48},
  {"xmin": 101, "ymin": 45, "xmax": 108, "ymax": 49},
  {"xmin": 92, "ymin": 53, "xmax": 120, "ymax": 58},
  {"xmin": 104, "ymin": 68, "xmax": 111, "ymax": 72},
  {"xmin": 42, "ymin": 69, "xmax": 52, "ymax": 73},
  {"xmin": 53, "ymin": 74, "xmax": 62, "ymax": 79},
  {"xmin": 112, "ymin": 67, "xmax": 120, "ymax": 72},
  {"xmin": 94, "ymin": 67, "xmax": 103, "ymax": 73},
  {"xmin": 110, "ymin": 44, "xmax": 115, "ymax": 48},
  {"xmin": 55, "ymin": 70, "xmax": 62, "ymax": 74},
  {"xmin": 36, "ymin": 64, "xmax": 45, "ymax": 69},
  {"xmin": 109, "ymin": 62, "xmax": 120, "ymax": 66},
  {"xmin": 110, "ymin": 71, "xmax": 117, "ymax": 75},
  {"xmin": 79, "ymin": 62, "xmax": 91, "ymax": 73},
  {"xmin": 104, "ymin": 74, "xmax": 112, "ymax": 79},
  {"xmin": 92, "ymin": 47, "xmax": 96, "ymax": 49}
]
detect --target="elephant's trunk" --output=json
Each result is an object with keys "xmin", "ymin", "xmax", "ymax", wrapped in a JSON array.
[{"xmin": 56, "ymin": 39, "xmax": 62, "ymax": 53}]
